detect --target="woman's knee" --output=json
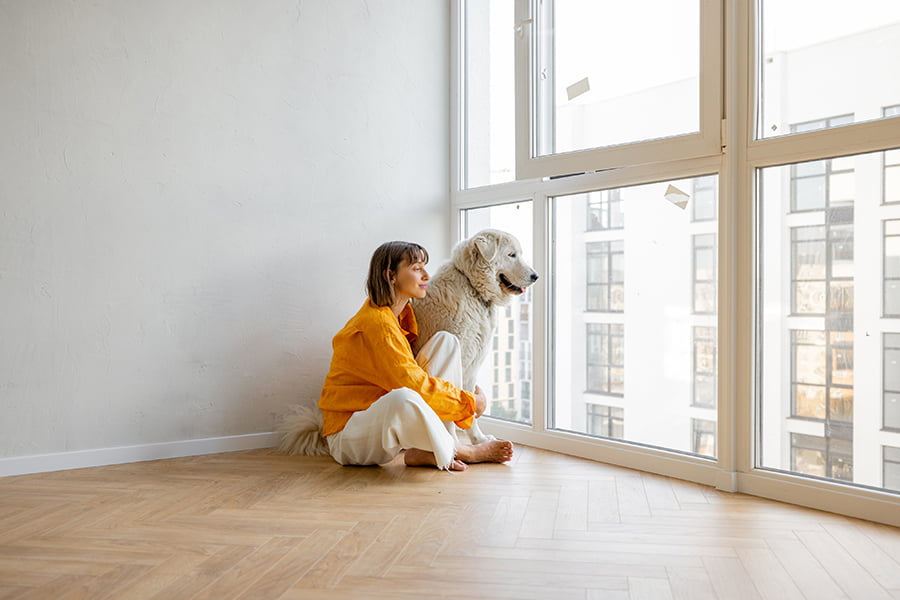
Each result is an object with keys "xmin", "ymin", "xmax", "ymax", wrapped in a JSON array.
[
  {"xmin": 380, "ymin": 388, "xmax": 430, "ymax": 417},
  {"xmin": 428, "ymin": 331, "xmax": 460, "ymax": 352}
]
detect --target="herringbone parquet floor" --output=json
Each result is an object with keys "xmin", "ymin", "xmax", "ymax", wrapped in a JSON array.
[{"xmin": 1, "ymin": 445, "xmax": 899, "ymax": 599}]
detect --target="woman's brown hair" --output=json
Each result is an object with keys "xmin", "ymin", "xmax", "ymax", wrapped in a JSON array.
[{"xmin": 366, "ymin": 241, "xmax": 429, "ymax": 306}]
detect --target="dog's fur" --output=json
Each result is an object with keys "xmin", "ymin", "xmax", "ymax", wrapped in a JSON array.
[
  {"xmin": 411, "ymin": 229, "xmax": 538, "ymax": 444},
  {"xmin": 278, "ymin": 404, "xmax": 330, "ymax": 456}
]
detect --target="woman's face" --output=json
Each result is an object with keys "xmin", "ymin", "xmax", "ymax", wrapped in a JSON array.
[{"xmin": 391, "ymin": 257, "xmax": 430, "ymax": 302}]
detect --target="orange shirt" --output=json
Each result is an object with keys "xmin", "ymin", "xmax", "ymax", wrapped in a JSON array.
[{"xmin": 318, "ymin": 299, "xmax": 476, "ymax": 437}]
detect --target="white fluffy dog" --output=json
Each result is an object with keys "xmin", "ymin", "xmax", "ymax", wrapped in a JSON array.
[{"xmin": 411, "ymin": 229, "xmax": 538, "ymax": 444}]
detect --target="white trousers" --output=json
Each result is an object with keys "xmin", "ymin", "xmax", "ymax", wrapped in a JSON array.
[{"xmin": 326, "ymin": 331, "xmax": 463, "ymax": 470}]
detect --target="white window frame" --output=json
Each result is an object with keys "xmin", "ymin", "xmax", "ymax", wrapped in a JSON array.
[
  {"xmin": 450, "ymin": 0, "xmax": 900, "ymax": 527},
  {"xmin": 513, "ymin": 0, "xmax": 724, "ymax": 180}
]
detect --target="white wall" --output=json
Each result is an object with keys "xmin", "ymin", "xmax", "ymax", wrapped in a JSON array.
[{"xmin": 0, "ymin": 0, "xmax": 450, "ymax": 458}]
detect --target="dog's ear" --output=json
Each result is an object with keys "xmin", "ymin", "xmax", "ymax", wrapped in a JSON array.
[{"xmin": 473, "ymin": 232, "xmax": 499, "ymax": 263}]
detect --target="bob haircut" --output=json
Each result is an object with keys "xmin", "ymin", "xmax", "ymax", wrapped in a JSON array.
[{"xmin": 366, "ymin": 241, "xmax": 429, "ymax": 307}]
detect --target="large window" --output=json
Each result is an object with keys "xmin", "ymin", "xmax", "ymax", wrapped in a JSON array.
[
  {"xmin": 758, "ymin": 4, "xmax": 900, "ymax": 139},
  {"xmin": 463, "ymin": 201, "xmax": 533, "ymax": 425},
  {"xmin": 553, "ymin": 176, "xmax": 718, "ymax": 457},
  {"xmin": 759, "ymin": 148, "xmax": 897, "ymax": 491},
  {"xmin": 455, "ymin": 0, "xmax": 900, "ymax": 525},
  {"xmin": 462, "ymin": 0, "xmax": 515, "ymax": 188},
  {"xmin": 513, "ymin": 0, "xmax": 722, "ymax": 179}
]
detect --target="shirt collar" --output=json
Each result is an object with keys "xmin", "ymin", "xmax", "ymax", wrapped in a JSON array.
[{"xmin": 397, "ymin": 302, "xmax": 419, "ymax": 343}]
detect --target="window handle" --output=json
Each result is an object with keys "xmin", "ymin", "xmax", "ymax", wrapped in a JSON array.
[{"xmin": 516, "ymin": 18, "xmax": 533, "ymax": 38}]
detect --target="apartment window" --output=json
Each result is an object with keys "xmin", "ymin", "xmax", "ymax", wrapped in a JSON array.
[
  {"xmin": 691, "ymin": 419, "xmax": 716, "ymax": 458},
  {"xmin": 693, "ymin": 234, "xmax": 717, "ymax": 314},
  {"xmin": 516, "ymin": 0, "xmax": 719, "ymax": 179},
  {"xmin": 791, "ymin": 222, "xmax": 854, "ymax": 321},
  {"xmin": 791, "ymin": 330, "xmax": 854, "ymax": 423},
  {"xmin": 587, "ymin": 189, "xmax": 624, "ymax": 231},
  {"xmin": 791, "ymin": 433, "xmax": 853, "ymax": 482},
  {"xmin": 457, "ymin": 2, "xmax": 900, "ymax": 521},
  {"xmin": 887, "ymin": 220, "xmax": 900, "ymax": 317},
  {"xmin": 885, "ymin": 106, "xmax": 900, "ymax": 204},
  {"xmin": 886, "ymin": 447, "xmax": 900, "ymax": 491},
  {"xmin": 586, "ymin": 241, "xmax": 624, "ymax": 312},
  {"xmin": 462, "ymin": 0, "xmax": 515, "ymax": 188},
  {"xmin": 462, "ymin": 201, "xmax": 534, "ymax": 426},
  {"xmin": 586, "ymin": 323, "xmax": 624, "ymax": 395},
  {"xmin": 692, "ymin": 326, "xmax": 716, "ymax": 409},
  {"xmin": 886, "ymin": 333, "xmax": 900, "ymax": 431},
  {"xmin": 586, "ymin": 404, "xmax": 624, "ymax": 440},
  {"xmin": 788, "ymin": 132, "xmax": 855, "ymax": 213},
  {"xmin": 692, "ymin": 175, "xmax": 717, "ymax": 222}
]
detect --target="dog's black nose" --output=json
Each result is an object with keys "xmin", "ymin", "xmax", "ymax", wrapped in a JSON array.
[{"xmin": 530, "ymin": 272, "xmax": 539, "ymax": 282}]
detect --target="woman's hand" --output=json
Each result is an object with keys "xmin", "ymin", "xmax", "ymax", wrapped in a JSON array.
[{"xmin": 473, "ymin": 385, "xmax": 487, "ymax": 418}]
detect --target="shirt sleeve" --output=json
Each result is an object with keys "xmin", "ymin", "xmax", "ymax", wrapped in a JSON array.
[{"xmin": 362, "ymin": 317, "xmax": 476, "ymax": 429}]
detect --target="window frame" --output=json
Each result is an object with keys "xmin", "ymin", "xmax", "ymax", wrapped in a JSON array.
[
  {"xmin": 512, "ymin": 0, "xmax": 724, "ymax": 181},
  {"xmin": 451, "ymin": 0, "xmax": 900, "ymax": 527}
]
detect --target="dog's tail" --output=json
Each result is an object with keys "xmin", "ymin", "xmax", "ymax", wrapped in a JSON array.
[{"xmin": 277, "ymin": 404, "xmax": 330, "ymax": 456}]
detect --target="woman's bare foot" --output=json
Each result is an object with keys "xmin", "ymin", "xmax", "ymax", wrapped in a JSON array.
[
  {"xmin": 404, "ymin": 448, "xmax": 468, "ymax": 471},
  {"xmin": 455, "ymin": 440, "xmax": 514, "ymax": 464}
]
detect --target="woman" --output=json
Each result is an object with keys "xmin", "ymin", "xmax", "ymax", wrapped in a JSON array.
[{"xmin": 319, "ymin": 241, "xmax": 514, "ymax": 471}]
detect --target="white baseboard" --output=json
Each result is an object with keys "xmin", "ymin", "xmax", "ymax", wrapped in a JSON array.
[{"xmin": 0, "ymin": 432, "xmax": 281, "ymax": 478}]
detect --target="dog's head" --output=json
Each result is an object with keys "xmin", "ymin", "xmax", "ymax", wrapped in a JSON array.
[{"xmin": 452, "ymin": 229, "xmax": 539, "ymax": 305}]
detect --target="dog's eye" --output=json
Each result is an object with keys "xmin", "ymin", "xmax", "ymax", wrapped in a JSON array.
[{"xmin": 508, "ymin": 252, "xmax": 516, "ymax": 258}]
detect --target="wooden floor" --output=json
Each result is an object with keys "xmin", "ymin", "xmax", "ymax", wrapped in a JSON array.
[{"xmin": 1, "ymin": 446, "xmax": 899, "ymax": 600}]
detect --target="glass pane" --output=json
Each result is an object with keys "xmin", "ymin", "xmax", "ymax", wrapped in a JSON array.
[
  {"xmin": 536, "ymin": 0, "xmax": 699, "ymax": 155},
  {"xmin": 886, "ymin": 224, "xmax": 900, "ymax": 278},
  {"xmin": 829, "ymin": 172, "xmax": 855, "ymax": 205},
  {"xmin": 886, "ymin": 393, "xmax": 900, "ymax": 430},
  {"xmin": 553, "ymin": 175, "xmax": 718, "ymax": 458},
  {"xmin": 464, "ymin": 0, "xmax": 515, "ymax": 188},
  {"xmin": 793, "ymin": 177, "xmax": 826, "ymax": 211},
  {"xmin": 885, "ymin": 167, "xmax": 900, "ymax": 204},
  {"xmin": 758, "ymin": 150, "xmax": 900, "ymax": 492},
  {"xmin": 887, "ymin": 281, "xmax": 900, "ymax": 316},
  {"xmin": 794, "ymin": 282, "xmax": 826, "ymax": 315},
  {"xmin": 757, "ymin": 2, "xmax": 900, "ymax": 139},
  {"xmin": 463, "ymin": 201, "xmax": 533, "ymax": 424},
  {"xmin": 794, "ymin": 384, "xmax": 827, "ymax": 419}
]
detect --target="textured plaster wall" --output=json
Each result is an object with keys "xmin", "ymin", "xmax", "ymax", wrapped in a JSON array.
[{"xmin": 0, "ymin": 0, "xmax": 450, "ymax": 457}]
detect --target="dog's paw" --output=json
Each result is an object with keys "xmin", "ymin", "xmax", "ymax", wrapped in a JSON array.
[{"xmin": 469, "ymin": 432, "xmax": 497, "ymax": 444}]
